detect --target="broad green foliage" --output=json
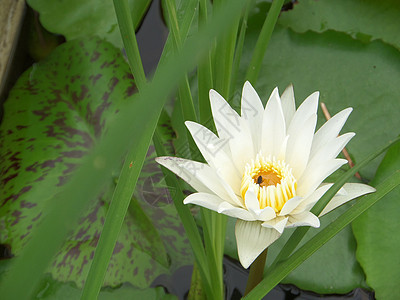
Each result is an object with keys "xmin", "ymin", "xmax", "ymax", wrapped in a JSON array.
[
  {"xmin": 279, "ymin": 0, "xmax": 400, "ymax": 50},
  {"xmin": 0, "ymin": 38, "xmax": 191, "ymax": 289},
  {"xmin": 26, "ymin": 0, "xmax": 152, "ymax": 48},
  {"xmin": 352, "ymin": 140, "xmax": 400, "ymax": 300}
]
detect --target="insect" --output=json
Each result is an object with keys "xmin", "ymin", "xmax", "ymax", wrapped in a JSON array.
[{"xmin": 257, "ymin": 175, "xmax": 263, "ymax": 185}]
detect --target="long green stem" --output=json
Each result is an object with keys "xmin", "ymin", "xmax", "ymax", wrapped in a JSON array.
[
  {"xmin": 244, "ymin": 171, "xmax": 400, "ymax": 299},
  {"xmin": 198, "ymin": 0, "xmax": 214, "ymax": 126},
  {"xmin": 229, "ymin": 0, "xmax": 254, "ymax": 97},
  {"xmin": 244, "ymin": 248, "xmax": 268, "ymax": 295},
  {"xmin": 213, "ymin": 0, "xmax": 240, "ymax": 99},
  {"xmin": 245, "ymin": 0, "xmax": 285, "ymax": 84},
  {"xmin": 81, "ymin": 1, "xmax": 148, "ymax": 298},
  {"xmin": 113, "ymin": 0, "xmax": 146, "ymax": 89}
]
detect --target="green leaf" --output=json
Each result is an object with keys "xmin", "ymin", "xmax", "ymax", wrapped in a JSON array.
[
  {"xmin": 26, "ymin": 0, "xmax": 152, "ymax": 48},
  {"xmin": 0, "ymin": 38, "xmax": 186, "ymax": 289},
  {"xmin": 352, "ymin": 140, "xmax": 400, "ymax": 300},
  {"xmin": 279, "ymin": 0, "xmax": 400, "ymax": 50}
]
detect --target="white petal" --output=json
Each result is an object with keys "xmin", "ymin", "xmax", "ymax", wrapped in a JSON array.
[
  {"xmin": 320, "ymin": 183, "xmax": 376, "ymax": 216},
  {"xmin": 261, "ymin": 216, "xmax": 288, "ymax": 234},
  {"xmin": 185, "ymin": 120, "xmax": 231, "ymax": 157},
  {"xmin": 261, "ymin": 88, "xmax": 287, "ymax": 157},
  {"xmin": 183, "ymin": 192, "xmax": 223, "ymax": 212},
  {"xmin": 307, "ymin": 133, "xmax": 355, "ymax": 166},
  {"xmin": 310, "ymin": 108, "xmax": 352, "ymax": 158},
  {"xmin": 287, "ymin": 91, "xmax": 319, "ymax": 135},
  {"xmin": 210, "ymin": 89, "xmax": 254, "ymax": 174},
  {"xmin": 279, "ymin": 196, "xmax": 303, "ymax": 216},
  {"xmin": 257, "ymin": 207, "xmax": 277, "ymax": 221},
  {"xmin": 286, "ymin": 211, "xmax": 320, "ymax": 228},
  {"xmin": 277, "ymin": 135, "xmax": 289, "ymax": 161},
  {"xmin": 297, "ymin": 158, "xmax": 348, "ymax": 197},
  {"xmin": 235, "ymin": 219, "xmax": 281, "ymax": 269},
  {"xmin": 281, "ymin": 84, "xmax": 296, "ymax": 129},
  {"xmin": 244, "ymin": 189, "xmax": 276, "ymax": 221},
  {"xmin": 244, "ymin": 188, "xmax": 261, "ymax": 211},
  {"xmin": 156, "ymin": 157, "xmax": 242, "ymax": 207},
  {"xmin": 241, "ymin": 81, "xmax": 264, "ymax": 151},
  {"xmin": 218, "ymin": 201, "xmax": 256, "ymax": 221},
  {"xmin": 185, "ymin": 121, "xmax": 241, "ymax": 194},
  {"xmin": 209, "ymin": 89, "xmax": 241, "ymax": 141},
  {"xmin": 285, "ymin": 114, "xmax": 317, "ymax": 178},
  {"xmin": 291, "ymin": 184, "xmax": 333, "ymax": 214}
]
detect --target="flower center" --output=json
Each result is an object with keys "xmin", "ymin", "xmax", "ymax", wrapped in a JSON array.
[{"xmin": 240, "ymin": 154, "xmax": 297, "ymax": 212}]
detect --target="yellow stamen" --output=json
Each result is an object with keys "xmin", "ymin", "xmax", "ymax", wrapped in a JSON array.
[{"xmin": 240, "ymin": 154, "xmax": 297, "ymax": 212}]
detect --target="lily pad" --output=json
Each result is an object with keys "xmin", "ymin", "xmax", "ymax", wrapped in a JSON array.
[
  {"xmin": 27, "ymin": 0, "xmax": 152, "ymax": 48},
  {"xmin": 0, "ymin": 37, "xmax": 191, "ymax": 288},
  {"xmin": 352, "ymin": 140, "xmax": 400, "ymax": 300},
  {"xmin": 279, "ymin": 0, "xmax": 400, "ymax": 50}
]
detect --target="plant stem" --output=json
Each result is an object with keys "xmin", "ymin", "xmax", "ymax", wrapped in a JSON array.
[
  {"xmin": 244, "ymin": 248, "xmax": 268, "ymax": 295},
  {"xmin": 245, "ymin": 0, "xmax": 284, "ymax": 84}
]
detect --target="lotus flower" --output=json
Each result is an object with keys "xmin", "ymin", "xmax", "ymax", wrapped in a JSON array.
[{"xmin": 156, "ymin": 82, "xmax": 375, "ymax": 268}]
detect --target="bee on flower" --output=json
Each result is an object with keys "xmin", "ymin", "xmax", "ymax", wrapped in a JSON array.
[{"xmin": 156, "ymin": 81, "xmax": 374, "ymax": 268}]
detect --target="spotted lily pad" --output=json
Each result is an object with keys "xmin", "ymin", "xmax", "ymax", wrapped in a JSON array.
[
  {"xmin": 27, "ymin": 0, "xmax": 152, "ymax": 48},
  {"xmin": 0, "ymin": 37, "xmax": 192, "ymax": 288}
]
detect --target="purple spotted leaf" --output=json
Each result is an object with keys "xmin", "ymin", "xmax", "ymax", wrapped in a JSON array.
[{"xmin": 0, "ymin": 38, "xmax": 192, "ymax": 288}]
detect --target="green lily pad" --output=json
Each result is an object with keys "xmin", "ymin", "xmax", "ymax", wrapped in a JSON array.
[
  {"xmin": 269, "ymin": 204, "xmax": 367, "ymax": 294},
  {"xmin": 0, "ymin": 37, "xmax": 191, "ymax": 289},
  {"xmin": 27, "ymin": 0, "xmax": 152, "ymax": 48},
  {"xmin": 240, "ymin": 26, "xmax": 400, "ymax": 180},
  {"xmin": 352, "ymin": 140, "xmax": 400, "ymax": 300},
  {"xmin": 279, "ymin": 0, "xmax": 400, "ymax": 50}
]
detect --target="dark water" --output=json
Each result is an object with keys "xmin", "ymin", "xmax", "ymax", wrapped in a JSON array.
[{"xmin": 152, "ymin": 257, "xmax": 373, "ymax": 300}]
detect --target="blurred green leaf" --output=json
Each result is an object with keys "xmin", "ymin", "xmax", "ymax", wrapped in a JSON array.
[
  {"xmin": 352, "ymin": 140, "xmax": 400, "ymax": 300},
  {"xmin": 279, "ymin": 0, "xmax": 400, "ymax": 50},
  {"xmin": 0, "ymin": 38, "xmax": 189, "ymax": 289},
  {"xmin": 26, "ymin": 0, "xmax": 152, "ymax": 48}
]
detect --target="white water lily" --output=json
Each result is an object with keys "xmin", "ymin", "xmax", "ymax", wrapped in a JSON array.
[{"xmin": 156, "ymin": 81, "xmax": 375, "ymax": 269}]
